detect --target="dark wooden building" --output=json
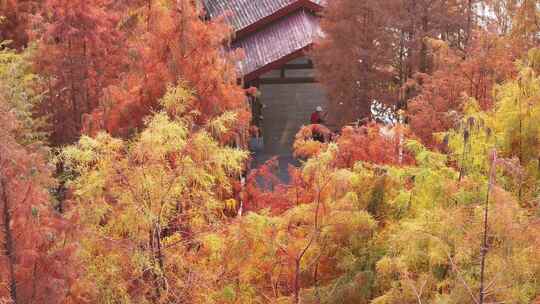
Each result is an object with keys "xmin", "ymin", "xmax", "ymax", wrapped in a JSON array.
[{"xmin": 203, "ymin": 0, "xmax": 328, "ymax": 156}]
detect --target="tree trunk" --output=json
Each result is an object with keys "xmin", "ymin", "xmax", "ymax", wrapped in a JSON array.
[
  {"xmin": 1, "ymin": 178, "xmax": 18, "ymax": 304},
  {"xmin": 466, "ymin": 0, "xmax": 473, "ymax": 46},
  {"xmin": 294, "ymin": 258, "xmax": 300, "ymax": 304},
  {"xmin": 419, "ymin": 12, "xmax": 429, "ymax": 73},
  {"xmin": 479, "ymin": 151, "xmax": 496, "ymax": 304},
  {"xmin": 149, "ymin": 223, "xmax": 165, "ymax": 301},
  {"xmin": 149, "ymin": 228, "xmax": 162, "ymax": 301}
]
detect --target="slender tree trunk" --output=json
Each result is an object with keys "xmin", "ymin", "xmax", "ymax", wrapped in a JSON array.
[
  {"xmin": 465, "ymin": 0, "xmax": 473, "ymax": 47},
  {"xmin": 479, "ymin": 151, "xmax": 496, "ymax": 304},
  {"xmin": 67, "ymin": 38, "xmax": 80, "ymax": 139},
  {"xmin": 147, "ymin": 0, "xmax": 152, "ymax": 30},
  {"xmin": 293, "ymin": 258, "xmax": 300, "ymax": 304},
  {"xmin": 1, "ymin": 178, "xmax": 18, "ymax": 304},
  {"xmin": 479, "ymin": 189, "xmax": 489, "ymax": 304},
  {"xmin": 313, "ymin": 255, "xmax": 321, "ymax": 304},
  {"xmin": 149, "ymin": 228, "xmax": 162, "ymax": 301},
  {"xmin": 518, "ymin": 86, "xmax": 524, "ymax": 201},
  {"xmin": 30, "ymin": 262, "xmax": 37, "ymax": 304},
  {"xmin": 149, "ymin": 222, "xmax": 165, "ymax": 301},
  {"xmin": 83, "ymin": 38, "xmax": 90, "ymax": 114},
  {"xmin": 155, "ymin": 224, "xmax": 164, "ymax": 271},
  {"xmin": 420, "ymin": 11, "xmax": 429, "ymax": 73},
  {"xmin": 459, "ymin": 129, "xmax": 470, "ymax": 181}
]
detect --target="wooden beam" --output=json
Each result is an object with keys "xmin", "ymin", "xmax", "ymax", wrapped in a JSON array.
[
  {"xmin": 244, "ymin": 46, "xmax": 312, "ymax": 82},
  {"xmin": 283, "ymin": 63, "xmax": 314, "ymax": 70},
  {"xmin": 259, "ymin": 77, "xmax": 317, "ymax": 85}
]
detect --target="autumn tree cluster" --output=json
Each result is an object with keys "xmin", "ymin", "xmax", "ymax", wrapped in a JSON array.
[
  {"xmin": 2, "ymin": 0, "xmax": 540, "ymax": 303},
  {"xmin": 1, "ymin": 0, "xmax": 249, "ymax": 302},
  {"xmin": 312, "ymin": 0, "xmax": 536, "ymax": 130}
]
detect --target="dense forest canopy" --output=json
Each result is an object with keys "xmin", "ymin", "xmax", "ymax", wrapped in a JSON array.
[{"xmin": 1, "ymin": 0, "xmax": 540, "ymax": 303}]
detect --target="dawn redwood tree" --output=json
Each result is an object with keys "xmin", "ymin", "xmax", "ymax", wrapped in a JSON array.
[
  {"xmin": 0, "ymin": 0, "xmax": 42, "ymax": 49},
  {"xmin": 311, "ymin": 0, "xmax": 396, "ymax": 126},
  {"xmin": 312, "ymin": 0, "xmax": 476, "ymax": 127},
  {"xmin": 233, "ymin": 117, "xmax": 534, "ymax": 303},
  {"xmin": 215, "ymin": 146, "xmax": 379, "ymax": 303},
  {"xmin": 292, "ymin": 123, "xmax": 414, "ymax": 167},
  {"xmin": 32, "ymin": 0, "xmax": 125, "ymax": 144},
  {"xmin": 2, "ymin": 1, "xmax": 539, "ymax": 303},
  {"xmin": 510, "ymin": 0, "xmax": 540, "ymax": 45},
  {"xmin": 0, "ymin": 42, "xmax": 48, "ymax": 145},
  {"xmin": 373, "ymin": 115, "xmax": 540, "ymax": 303},
  {"xmin": 404, "ymin": 0, "xmax": 540, "ymax": 148},
  {"xmin": 484, "ymin": 0, "xmax": 540, "ymax": 45},
  {"xmin": 407, "ymin": 32, "xmax": 520, "ymax": 146},
  {"xmin": 0, "ymin": 93, "xmax": 78, "ymax": 304},
  {"xmin": 84, "ymin": 0, "xmax": 250, "ymax": 142},
  {"xmin": 61, "ymin": 85, "xmax": 248, "ymax": 302}
]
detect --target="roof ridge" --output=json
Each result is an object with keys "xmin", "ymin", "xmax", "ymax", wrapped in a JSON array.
[{"xmin": 203, "ymin": 0, "xmax": 323, "ymax": 40}]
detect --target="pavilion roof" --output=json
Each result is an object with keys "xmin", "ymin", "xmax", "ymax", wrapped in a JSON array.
[
  {"xmin": 231, "ymin": 10, "xmax": 322, "ymax": 81},
  {"xmin": 203, "ymin": 0, "xmax": 323, "ymax": 38}
]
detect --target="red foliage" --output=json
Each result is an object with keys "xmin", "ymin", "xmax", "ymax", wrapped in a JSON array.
[
  {"xmin": 243, "ymin": 158, "xmax": 289, "ymax": 213},
  {"xmin": 0, "ymin": 0, "xmax": 42, "ymax": 49},
  {"xmin": 242, "ymin": 159, "xmax": 314, "ymax": 214},
  {"xmin": 408, "ymin": 31, "xmax": 521, "ymax": 146},
  {"xmin": 245, "ymin": 123, "xmax": 413, "ymax": 214},
  {"xmin": 0, "ymin": 103, "xmax": 79, "ymax": 303},
  {"xmin": 293, "ymin": 123, "xmax": 414, "ymax": 168},
  {"xmin": 332, "ymin": 123, "xmax": 415, "ymax": 168},
  {"xmin": 32, "ymin": 0, "xmax": 126, "ymax": 144}
]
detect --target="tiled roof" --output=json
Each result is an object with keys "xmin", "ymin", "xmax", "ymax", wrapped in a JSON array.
[
  {"xmin": 203, "ymin": 0, "xmax": 323, "ymax": 33},
  {"xmin": 232, "ymin": 10, "xmax": 321, "ymax": 80}
]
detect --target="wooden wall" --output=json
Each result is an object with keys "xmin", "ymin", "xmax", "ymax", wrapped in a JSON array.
[{"xmin": 257, "ymin": 57, "xmax": 327, "ymax": 156}]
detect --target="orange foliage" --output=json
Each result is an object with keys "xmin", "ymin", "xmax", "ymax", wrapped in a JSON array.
[
  {"xmin": 243, "ymin": 158, "xmax": 315, "ymax": 214},
  {"xmin": 292, "ymin": 124, "xmax": 332, "ymax": 159},
  {"xmin": 408, "ymin": 31, "xmax": 522, "ymax": 146},
  {"xmin": 0, "ymin": 101, "xmax": 79, "ymax": 303},
  {"xmin": 293, "ymin": 123, "xmax": 415, "ymax": 168},
  {"xmin": 311, "ymin": 0, "xmax": 396, "ymax": 126},
  {"xmin": 86, "ymin": 0, "xmax": 249, "ymax": 141},
  {"xmin": 32, "ymin": 0, "xmax": 126, "ymax": 144},
  {"xmin": 246, "ymin": 123, "xmax": 414, "ymax": 214},
  {"xmin": 312, "ymin": 0, "xmax": 475, "ymax": 126},
  {"xmin": 332, "ymin": 124, "xmax": 415, "ymax": 168}
]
